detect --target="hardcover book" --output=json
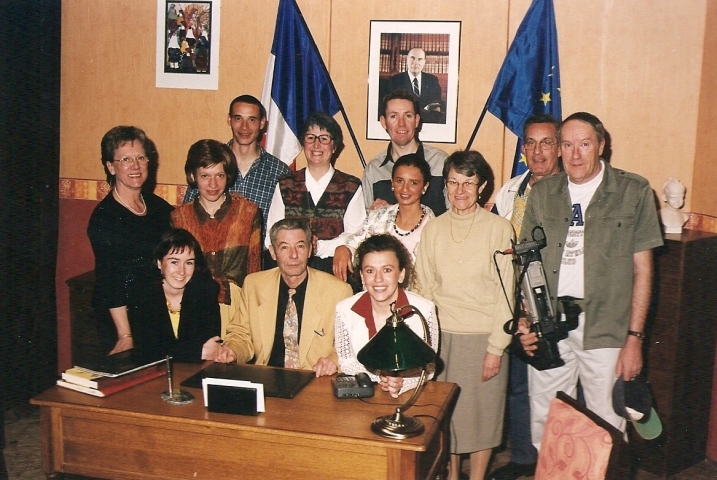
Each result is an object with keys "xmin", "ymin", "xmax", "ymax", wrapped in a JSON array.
[{"xmin": 56, "ymin": 367, "xmax": 166, "ymax": 397}]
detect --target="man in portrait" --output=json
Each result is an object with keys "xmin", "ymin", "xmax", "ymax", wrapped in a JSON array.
[{"xmin": 385, "ymin": 47, "xmax": 444, "ymax": 124}]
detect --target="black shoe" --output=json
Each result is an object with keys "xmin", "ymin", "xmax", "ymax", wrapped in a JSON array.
[{"xmin": 489, "ymin": 461, "xmax": 537, "ymax": 480}]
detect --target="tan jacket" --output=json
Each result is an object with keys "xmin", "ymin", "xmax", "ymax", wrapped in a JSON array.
[{"xmin": 223, "ymin": 267, "xmax": 353, "ymax": 370}]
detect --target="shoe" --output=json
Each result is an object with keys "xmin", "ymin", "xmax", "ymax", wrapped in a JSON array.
[{"xmin": 489, "ymin": 461, "xmax": 537, "ymax": 480}]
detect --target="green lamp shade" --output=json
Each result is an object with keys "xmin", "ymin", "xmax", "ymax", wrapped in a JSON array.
[{"xmin": 357, "ymin": 319, "xmax": 435, "ymax": 372}]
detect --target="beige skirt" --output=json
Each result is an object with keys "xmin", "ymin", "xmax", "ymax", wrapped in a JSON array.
[{"xmin": 436, "ymin": 331, "xmax": 508, "ymax": 454}]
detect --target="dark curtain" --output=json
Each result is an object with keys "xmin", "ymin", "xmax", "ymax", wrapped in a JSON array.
[{"xmin": 0, "ymin": 1, "xmax": 61, "ymax": 409}]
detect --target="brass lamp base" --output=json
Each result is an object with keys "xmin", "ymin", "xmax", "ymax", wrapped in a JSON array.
[{"xmin": 371, "ymin": 408, "xmax": 425, "ymax": 439}]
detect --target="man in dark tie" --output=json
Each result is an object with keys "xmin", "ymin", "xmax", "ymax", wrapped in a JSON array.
[
  {"xmin": 215, "ymin": 218, "xmax": 353, "ymax": 376},
  {"xmin": 386, "ymin": 47, "xmax": 444, "ymax": 124}
]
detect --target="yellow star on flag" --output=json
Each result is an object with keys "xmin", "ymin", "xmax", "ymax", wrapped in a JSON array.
[
  {"xmin": 540, "ymin": 92, "xmax": 551, "ymax": 106},
  {"xmin": 519, "ymin": 153, "xmax": 527, "ymax": 165}
]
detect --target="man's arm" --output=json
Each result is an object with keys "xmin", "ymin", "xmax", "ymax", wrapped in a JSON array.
[
  {"xmin": 615, "ymin": 249, "xmax": 653, "ymax": 380},
  {"xmin": 361, "ymin": 165, "xmax": 376, "ymax": 210},
  {"xmin": 216, "ymin": 282, "xmax": 255, "ymax": 363}
]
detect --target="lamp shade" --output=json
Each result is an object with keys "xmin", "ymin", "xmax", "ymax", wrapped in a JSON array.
[{"xmin": 357, "ymin": 311, "xmax": 435, "ymax": 372}]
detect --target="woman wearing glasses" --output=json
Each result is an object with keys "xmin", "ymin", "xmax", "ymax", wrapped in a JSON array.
[
  {"xmin": 87, "ymin": 126, "xmax": 174, "ymax": 355},
  {"xmin": 414, "ymin": 150, "xmax": 515, "ymax": 480},
  {"xmin": 265, "ymin": 112, "xmax": 366, "ymax": 278}
]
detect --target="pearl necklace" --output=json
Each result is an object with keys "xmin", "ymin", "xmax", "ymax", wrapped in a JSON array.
[
  {"xmin": 450, "ymin": 208, "xmax": 477, "ymax": 243},
  {"xmin": 114, "ymin": 188, "xmax": 147, "ymax": 216},
  {"xmin": 393, "ymin": 207, "xmax": 427, "ymax": 237}
]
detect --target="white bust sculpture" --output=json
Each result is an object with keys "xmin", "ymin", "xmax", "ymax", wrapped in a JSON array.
[{"xmin": 659, "ymin": 177, "xmax": 688, "ymax": 234}]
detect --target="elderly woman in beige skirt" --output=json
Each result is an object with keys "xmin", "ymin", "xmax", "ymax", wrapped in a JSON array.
[{"xmin": 415, "ymin": 150, "xmax": 514, "ymax": 480}]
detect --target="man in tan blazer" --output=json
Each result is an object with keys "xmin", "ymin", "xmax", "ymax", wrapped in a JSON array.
[{"xmin": 216, "ymin": 218, "xmax": 353, "ymax": 376}]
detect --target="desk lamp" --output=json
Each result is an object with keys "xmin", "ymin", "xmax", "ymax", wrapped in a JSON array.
[{"xmin": 357, "ymin": 304, "xmax": 435, "ymax": 439}]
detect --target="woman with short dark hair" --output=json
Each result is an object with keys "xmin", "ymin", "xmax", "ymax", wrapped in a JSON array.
[
  {"xmin": 126, "ymin": 228, "xmax": 222, "ymax": 362},
  {"xmin": 338, "ymin": 153, "xmax": 435, "ymax": 275},
  {"xmin": 171, "ymin": 139, "xmax": 261, "ymax": 336},
  {"xmin": 265, "ymin": 112, "xmax": 366, "ymax": 279}
]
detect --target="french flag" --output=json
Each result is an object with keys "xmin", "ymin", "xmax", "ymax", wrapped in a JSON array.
[{"xmin": 261, "ymin": 0, "xmax": 341, "ymax": 167}]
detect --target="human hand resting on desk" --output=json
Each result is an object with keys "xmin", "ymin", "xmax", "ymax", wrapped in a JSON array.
[
  {"xmin": 379, "ymin": 375, "xmax": 403, "ymax": 398},
  {"xmin": 213, "ymin": 344, "xmax": 237, "ymax": 363},
  {"xmin": 313, "ymin": 357, "xmax": 338, "ymax": 377},
  {"xmin": 201, "ymin": 336, "xmax": 223, "ymax": 361}
]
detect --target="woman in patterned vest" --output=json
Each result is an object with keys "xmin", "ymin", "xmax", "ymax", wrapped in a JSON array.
[{"xmin": 265, "ymin": 112, "xmax": 366, "ymax": 281}]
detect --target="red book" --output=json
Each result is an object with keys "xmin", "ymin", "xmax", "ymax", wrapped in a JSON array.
[
  {"xmin": 62, "ymin": 363, "xmax": 165, "ymax": 389},
  {"xmin": 56, "ymin": 367, "xmax": 166, "ymax": 397}
]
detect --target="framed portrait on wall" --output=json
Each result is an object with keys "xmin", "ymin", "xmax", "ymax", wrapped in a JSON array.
[
  {"xmin": 155, "ymin": 1, "xmax": 221, "ymax": 90},
  {"xmin": 367, "ymin": 20, "xmax": 461, "ymax": 143}
]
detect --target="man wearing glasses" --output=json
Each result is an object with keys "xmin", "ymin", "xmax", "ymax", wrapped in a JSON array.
[
  {"xmin": 183, "ymin": 94, "xmax": 291, "ymax": 253},
  {"xmin": 362, "ymin": 89, "xmax": 448, "ymax": 216},
  {"xmin": 518, "ymin": 112, "xmax": 663, "ymax": 453},
  {"xmin": 489, "ymin": 114, "xmax": 561, "ymax": 480}
]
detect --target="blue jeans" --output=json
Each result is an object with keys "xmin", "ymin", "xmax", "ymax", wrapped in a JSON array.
[{"xmin": 508, "ymin": 353, "xmax": 538, "ymax": 464}]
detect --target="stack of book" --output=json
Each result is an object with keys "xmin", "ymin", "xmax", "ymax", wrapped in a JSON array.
[{"xmin": 57, "ymin": 352, "xmax": 167, "ymax": 397}]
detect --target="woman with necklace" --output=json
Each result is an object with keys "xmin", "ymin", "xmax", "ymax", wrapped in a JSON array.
[
  {"xmin": 171, "ymin": 139, "xmax": 261, "ymax": 336},
  {"xmin": 126, "ymin": 228, "xmax": 222, "ymax": 362},
  {"xmin": 335, "ymin": 234, "xmax": 438, "ymax": 397},
  {"xmin": 414, "ymin": 150, "xmax": 515, "ymax": 480},
  {"xmin": 88, "ymin": 126, "xmax": 174, "ymax": 355},
  {"xmin": 336, "ymin": 154, "xmax": 435, "ymax": 281}
]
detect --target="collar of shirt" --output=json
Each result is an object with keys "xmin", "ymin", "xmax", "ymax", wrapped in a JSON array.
[
  {"xmin": 225, "ymin": 139, "xmax": 265, "ymax": 178},
  {"xmin": 193, "ymin": 193, "xmax": 232, "ymax": 223},
  {"xmin": 379, "ymin": 142, "xmax": 425, "ymax": 168},
  {"xmin": 350, "ymin": 288, "xmax": 410, "ymax": 339},
  {"xmin": 305, "ymin": 165, "xmax": 335, "ymax": 204}
]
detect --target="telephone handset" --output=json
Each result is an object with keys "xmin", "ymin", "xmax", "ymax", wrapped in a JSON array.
[{"xmin": 332, "ymin": 372, "xmax": 375, "ymax": 398}]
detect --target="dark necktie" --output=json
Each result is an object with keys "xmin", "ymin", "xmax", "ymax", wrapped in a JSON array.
[{"xmin": 412, "ymin": 77, "xmax": 420, "ymax": 97}]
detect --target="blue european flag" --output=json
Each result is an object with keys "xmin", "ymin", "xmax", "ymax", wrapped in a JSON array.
[{"xmin": 486, "ymin": 0, "xmax": 561, "ymax": 177}]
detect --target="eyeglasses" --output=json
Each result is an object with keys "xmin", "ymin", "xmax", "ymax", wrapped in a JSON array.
[
  {"xmin": 113, "ymin": 155, "xmax": 149, "ymax": 165},
  {"xmin": 524, "ymin": 139, "xmax": 556, "ymax": 151},
  {"xmin": 303, "ymin": 134, "xmax": 332, "ymax": 145},
  {"xmin": 445, "ymin": 179, "xmax": 479, "ymax": 191}
]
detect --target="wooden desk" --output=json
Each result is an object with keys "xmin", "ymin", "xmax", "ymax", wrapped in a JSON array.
[{"xmin": 32, "ymin": 364, "xmax": 459, "ymax": 480}]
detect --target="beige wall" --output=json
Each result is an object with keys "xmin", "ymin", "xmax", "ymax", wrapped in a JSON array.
[{"xmin": 61, "ymin": 0, "xmax": 712, "ymax": 213}]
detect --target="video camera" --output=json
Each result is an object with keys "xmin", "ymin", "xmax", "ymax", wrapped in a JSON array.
[{"xmin": 506, "ymin": 226, "xmax": 581, "ymax": 371}]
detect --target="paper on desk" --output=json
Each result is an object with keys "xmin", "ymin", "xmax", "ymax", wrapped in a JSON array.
[{"xmin": 202, "ymin": 377, "xmax": 265, "ymax": 412}]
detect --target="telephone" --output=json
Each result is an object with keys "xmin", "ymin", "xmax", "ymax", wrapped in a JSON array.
[{"xmin": 332, "ymin": 372, "xmax": 375, "ymax": 399}]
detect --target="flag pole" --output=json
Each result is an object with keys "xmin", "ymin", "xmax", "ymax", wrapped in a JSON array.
[
  {"xmin": 289, "ymin": 0, "xmax": 366, "ymax": 168},
  {"xmin": 465, "ymin": 103, "xmax": 488, "ymax": 151}
]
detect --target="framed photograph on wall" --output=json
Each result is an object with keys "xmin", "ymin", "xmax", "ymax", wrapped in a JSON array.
[
  {"xmin": 156, "ymin": 1, "xmax": 221, "ymax": 90},
  {"xmin": 367, "ymin": 20, "xmax": 461, "ymax": 143}
]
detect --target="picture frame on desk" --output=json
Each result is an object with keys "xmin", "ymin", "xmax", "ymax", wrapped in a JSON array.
[
  {"xmin": 155, "ymin": 1, "xmax": 221, "ymax": 90},
  {"xmin": 367, "ymin": 20, "xmax": 461, "ymax": 143}
]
